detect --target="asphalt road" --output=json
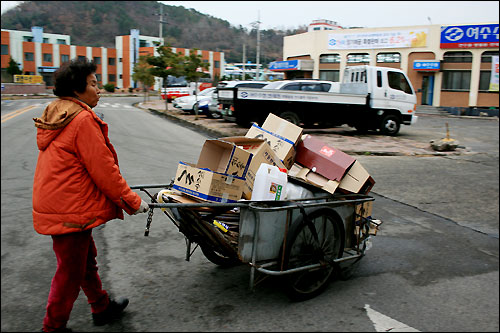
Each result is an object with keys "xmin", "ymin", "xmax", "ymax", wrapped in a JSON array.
[{"xmin": 1, "ymin": 96, "xmax": 498, "ymax": 332}]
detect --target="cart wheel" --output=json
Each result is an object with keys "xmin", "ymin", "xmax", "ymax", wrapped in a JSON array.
[
  {"xmin": 200, "ymin": 246, "xmax": 240, "ymax": 267},
  {"xmin": 280, "ymin": 208, "xmax": 344, "ymax": 302}
]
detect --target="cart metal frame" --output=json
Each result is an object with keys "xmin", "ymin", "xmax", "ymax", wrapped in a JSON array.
[{"xmin": 131, "ymin": 183, "xmax": 380, "ymax": 301}]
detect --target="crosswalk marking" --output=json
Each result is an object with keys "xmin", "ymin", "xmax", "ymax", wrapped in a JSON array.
[{"xmin": 95, "ymin": 103, "xmax": 134, "ymax": 109}]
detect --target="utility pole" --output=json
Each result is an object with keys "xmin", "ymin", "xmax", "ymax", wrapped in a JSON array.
[
  {"xmin": 154, "ymin": 4, "xmax": 167, "ymax": 46},
  {"xmin": 153, "ymin": 3, "xmax": 168, "ymax": 105},
  {"xmin": 242, "ymin": 44, "xmax": 246, "ymax": 80},
  {"xmin": 251, "ymin": 11, "xmax": 261, "ymax": 81}
]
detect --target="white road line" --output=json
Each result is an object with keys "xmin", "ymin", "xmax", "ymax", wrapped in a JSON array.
[{"xmin": 365, "ymin": 304, "xmax": 420, "ymax": 332}]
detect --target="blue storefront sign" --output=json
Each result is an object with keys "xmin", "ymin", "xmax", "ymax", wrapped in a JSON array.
[
  {"xmin": 413, "ymin": 60, "xmax": 440, "ymax": 71},
  {"xmin": 269, "ymin": 60, "xmax": 299, "ymax": 71},
  {"xmin": 38, "ymin": 66, "xmax": 59, "ymax": 73},
  {"xmin": 440, "ymin": 24, "xmax": 499, "ymax": 49}
]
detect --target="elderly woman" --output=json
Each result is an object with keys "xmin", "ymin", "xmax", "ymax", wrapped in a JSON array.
[{"xmin": 32, "ymin": 58, "xmax": 149, "ymax": 332}]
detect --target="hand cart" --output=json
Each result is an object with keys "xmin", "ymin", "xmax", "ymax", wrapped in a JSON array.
[{"xmin": 131, "ymin": 180, "xmax": 381, "ymax": 301}]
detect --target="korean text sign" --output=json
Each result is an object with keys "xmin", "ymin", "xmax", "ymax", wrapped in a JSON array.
[
  {"xmin": 440, "ymin": 24, "xmax": 499, "ymax": 49},
  {"xmin": 328, "ymin": 29, "xmax": 428, "ymax": 50}
]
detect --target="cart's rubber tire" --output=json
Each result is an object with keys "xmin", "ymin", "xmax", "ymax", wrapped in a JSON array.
[
  {"xmin": 280, "ymin": 208, "xmax": 344, "ymax": 302},
  {"xmin": 200, "ymin": 246, "xmax": 240, "ymax": 267}
]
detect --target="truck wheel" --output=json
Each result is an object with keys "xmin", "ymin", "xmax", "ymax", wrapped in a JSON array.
[
  {"xmin": 380, "ymin": 114, "xmax": 400, "ymax": 136},
  {"xmin": 280, "ymin": 111, "xmax": 301, "ymax": 126}
]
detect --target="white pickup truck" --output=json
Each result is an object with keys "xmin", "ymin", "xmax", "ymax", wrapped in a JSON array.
[{"xmin": 218, "ymin": 65, "xmax": 418, "ymax": 135}]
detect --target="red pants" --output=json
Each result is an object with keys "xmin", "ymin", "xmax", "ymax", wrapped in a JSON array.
[{"xmin": 43, "ymin": 229, "xmax": 109, "ymax": 331}]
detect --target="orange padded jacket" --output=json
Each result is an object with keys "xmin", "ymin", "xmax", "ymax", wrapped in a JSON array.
[{"xmin": 32, "ymin": 97, "xmax": 141, "ymax": 235}]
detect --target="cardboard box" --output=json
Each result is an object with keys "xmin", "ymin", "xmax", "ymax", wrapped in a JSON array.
[
  {"xmin": 338, "ymin": 160, "xmax": 375, "ymax": 195},
  {"xmin": 172, "ymin": 139, "xmax": 252, "ymax": 203},
  {"xmin": 289, "ymin": 161, "xmax": 375, "ymax": 195},
  {"xmin": 245, "ymin": 113, "xmax": 303, "ymax": 170},
  {"xmin": 221, "ymin": 136, "xmax": 286, "ymax": 200},
  {"xmin": 295, "ymin": 134, "xmax": 356, "ymax": 181},
  {"xmin": 289, "ymin": 163, "xmax": 340, "ymax": 194}
]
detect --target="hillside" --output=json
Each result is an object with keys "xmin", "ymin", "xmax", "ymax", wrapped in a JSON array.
[{"xmin": 1, "ymin": 1, "xmax": 307, "ymax": 64}]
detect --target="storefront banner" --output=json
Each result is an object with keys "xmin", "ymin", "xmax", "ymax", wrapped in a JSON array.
[
  {"xmin": 490, "ymin": 56, "xmax": 499, "ymax": 92},
  {"xmin": 440, "ymin": 24, "xmax": 499, "ymax": 49},
  {"xmin": 269, "ymin": 60, "xmax": 299, "ymax": 71},
  {"xmin": 413, "ymin": 60, "xmax": 440, "ymax": 71},
  {"xmin": 328, "ymin": 29, "xmax": 428, "ymax": 50}
]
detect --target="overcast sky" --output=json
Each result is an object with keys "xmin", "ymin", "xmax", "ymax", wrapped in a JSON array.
[{"xmin": 1, "ymin": 1, "xmax": 499, "ymax": 30}]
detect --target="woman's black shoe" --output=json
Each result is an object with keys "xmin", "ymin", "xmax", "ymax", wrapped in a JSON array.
[{"xmin": 92, "ymin": 297, "xmax": 129, "ymax": 326}]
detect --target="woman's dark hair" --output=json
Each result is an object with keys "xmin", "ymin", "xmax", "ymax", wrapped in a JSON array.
[{"xmin": 53, "ymin": 58, "xmax": 97, "ymax": 97}]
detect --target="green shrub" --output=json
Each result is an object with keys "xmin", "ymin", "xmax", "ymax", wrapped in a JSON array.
[{"xmin": 103, "ymin": 83, "xmax": 115, "ymax": 92}]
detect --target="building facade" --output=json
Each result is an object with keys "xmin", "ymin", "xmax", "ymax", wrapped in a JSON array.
[
  {"xmin": 1, "ymin": 27, "xmax": 225, "ymax": 90},
  {"xmin": 275, "ymin": 21, "xmax": 499, "ymax": 108}
]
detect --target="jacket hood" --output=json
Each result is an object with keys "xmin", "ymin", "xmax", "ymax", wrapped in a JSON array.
[{"xmin": 33, "ymin": 97, "xmax": 92, "ymax": 151}]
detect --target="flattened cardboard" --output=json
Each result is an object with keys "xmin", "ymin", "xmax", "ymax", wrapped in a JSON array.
[
  {"xmin": 245, "ymin": 113, "xmax": 303, "ymax": 170},
  {"xmin": 289, "ymin": 163, "xmax": 340, "ymax": 194},
  {"xmin": 221, "ymin": 136, "xmax": 286, "ymax": 199},
  {"xmin": 295, "ymin": 134, "xmax": 356, "ymax": 181}
]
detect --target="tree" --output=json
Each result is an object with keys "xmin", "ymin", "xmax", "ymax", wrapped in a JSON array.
[
  {"xmin": 6, "ymin": 57, "xmax": 22, "ymax": 80},
  {"xmin": 132, "ymin": 55, "xmax": 155, "ymax": 102},
  {"xmin": 182, "ymin": 49, "xmax": 210, "ymax": 119},
  {"xmin": 145, "ymin": 45, "xmax": 185, "ymax": 110}
]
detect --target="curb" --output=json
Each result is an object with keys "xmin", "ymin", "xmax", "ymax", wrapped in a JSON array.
[{"xmin": 136, "ymin": 103, "xmax": 475, "ymax": 157}]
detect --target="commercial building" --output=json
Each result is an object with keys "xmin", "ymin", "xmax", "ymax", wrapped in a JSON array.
[
  {"xmin": 271, "ymin": 20, "xmax": 499, "ymax": 109},
  {"xmin": 1, "ymin": 27, "xmax": 225, "ymax": 90}
]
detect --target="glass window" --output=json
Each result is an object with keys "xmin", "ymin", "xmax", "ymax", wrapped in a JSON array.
[
  {"xmin": 23, "ymin": 36, "xmax": 33, "ymax": 42},
  {"xmin": 95, "ymin": 73, "xmax": 102, "ymax": 82},
  {"xmin": 61, "ymin": 54, "xmax": 69, "ymax": 63},
  {"xmin": 77, "ymin": 56, "xmax": 86, "ymax": 62},
  {"xmin": 376, "ymin": 53, "xmax": 401, "ymax": 63},
  {"xmin": 481, "ymin": 51, "xmax": 499, "ymax": 63},
  {"xmin": 57, "ymin": 39, "xmax": 66, "ymax": 45},
  {"xmin": 301, "ymin": 83, "xmax": 325, "ymax": 91},
  {"xmin": 93, "ymin": 57, "xmax": 101, "ymax": 65},
  {"xmin": 282, "ymin": 83, "xmax": 301, "ymax": 91},
  {"xmin": 24, "ymin": 52, "xmax": 34, "ymax": 61},
  {"xmin": 479, "ymin": 71, "xmax": 492, "ymax": 91},
  {"xmin": 319, "ymin": 70, "xmax": 339, "ymax": 82},
  {"xmin": 442, "ymin": 71, "xmax": 471, "ymax": 91},
  {"xmin": 377, "ymin": 71, "xmax": 382, "ymax": 87},
  {"xmin": 43, "ymin": 38, "xmax": 49, "ymax": 43},
  {"xmin": 108, "ymin": 58, "xmax": 116, "ymax": 66},
  {"xmin": 214, "ymin": 61, "xmax": 220, "ymax": 68},
  {"xmin": 1, "ymin": 44, "xmax": 8, "ymax": 55},
  {"xmin": 43, "ymin": 53, "xmax": 52, "ymax": 62},
  {"xmin": 443, "ymin": 51, "xmax": 472, "ymax": 63},
  {"xmin": 319, "ymin": 54, "xmax": 341, "ymax": 63},
  {"xmin": 139, "ymin": 40, "xmax": 148, "ymax": 47},
  {"xmin": 388, "ymin": 71, "xmax": 413, "ymax": 94},
  {"xmin": 347, "ymin": 53, "xmax": 370, "ymax": 63},
  {"xmin": 108, "ymin": 74, "xmax": 116, "ymax": 82}
]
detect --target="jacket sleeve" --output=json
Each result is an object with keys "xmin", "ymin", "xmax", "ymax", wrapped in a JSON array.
[{"xmin": 73, "ymin": 114, "xmax": 141, "ymax": 215}]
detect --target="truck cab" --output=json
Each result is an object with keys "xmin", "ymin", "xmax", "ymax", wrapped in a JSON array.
[{"xmin": 341, "ymin": 66, "xmax": 417, "ymax": 133}]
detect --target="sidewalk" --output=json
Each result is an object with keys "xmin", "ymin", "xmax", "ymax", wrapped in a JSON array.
[{"xmin": 137, "ymin": 99, "xmax": 476, "ymax": 157}]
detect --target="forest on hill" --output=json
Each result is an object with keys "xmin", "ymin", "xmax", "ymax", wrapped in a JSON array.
[{"xmin": 1, "ymin": 1, "xmax": 309, "ymax": 64}]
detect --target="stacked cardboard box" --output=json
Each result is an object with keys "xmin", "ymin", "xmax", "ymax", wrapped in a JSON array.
[{"xmin": 172, "ymin": 113, "xmax": 375, "ymax": 203}]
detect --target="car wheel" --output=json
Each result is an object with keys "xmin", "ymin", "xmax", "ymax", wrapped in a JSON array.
[
  {"xmin": 280, "ymin": 111, "xmax": 301, "ymax": 126},
  {"xmin": 380, "ymin": 114, "xmax": 400, "ymax": 136}
]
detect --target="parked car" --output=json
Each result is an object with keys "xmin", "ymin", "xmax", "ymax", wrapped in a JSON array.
[
  {"xmin": 262, "ymin": 79, "xmax": 340, "ymax": 92},
  {"xmin": 172, "ymin": 87, "xmax": 216, "ymax": 114},
  {"xmin": 207, "ymin": 80, "xmax": 271, "ymax": 119}
]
